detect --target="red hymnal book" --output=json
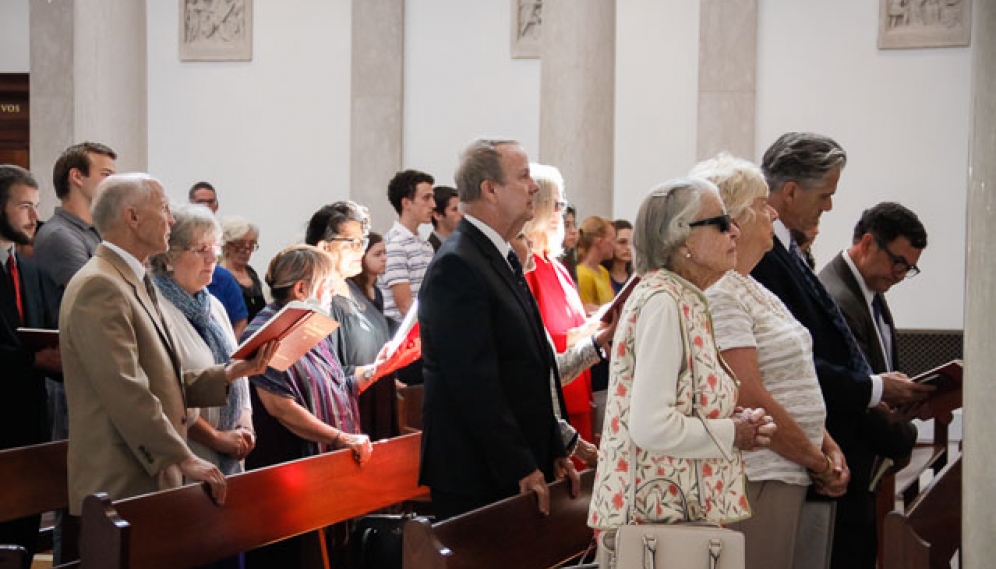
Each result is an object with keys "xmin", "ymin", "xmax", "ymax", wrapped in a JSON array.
[
  {"xmin": 596, "ymin": 275, "xmax": 641, "ymax": 323},
  {"xmin": 907, "ymin": 359, "xmax": 962, "ymax": 417},
  {"xmin": 376, "ymin": 301, "xmax": 421, "ymax": 378},
  {"xmin": 231, "ymin": 301, "xmax": 339, "ymax": 372}
]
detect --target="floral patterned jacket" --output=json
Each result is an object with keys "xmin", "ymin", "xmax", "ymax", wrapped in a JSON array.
[{"xmin": 588, "ymin": 269, "xmax": 749, "ymax": 529}]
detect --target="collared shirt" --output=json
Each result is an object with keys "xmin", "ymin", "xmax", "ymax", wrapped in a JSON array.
[
  {"xmin": 102, "ymin": 241, "xmax": 147, "ymax": 282},
  {"xmin": 33, "ymin": 207, "xmax": 102, "ymax": 287},
  {"xmin": 378, "ymin": 220, "xmax": 436, "ymax": 321},
  {"xmin": 462, "ymin": 214, "xmax": 513, "ymax": 269},
  {"xmin": 841, "ymin": 249, "xmax": 893, "ymax": 372}
]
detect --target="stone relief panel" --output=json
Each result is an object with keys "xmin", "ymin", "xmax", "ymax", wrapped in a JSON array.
[
  {"xmin": 879, "ymin": 0, "xmax": 971, "ymax": 49},
  {"xmin": 180, "ymin": 0, "xmax": 253, "ymax": 61},
  {"xmin": 511, "ymin": 0, "xmax": 542, "ymax": 59}
]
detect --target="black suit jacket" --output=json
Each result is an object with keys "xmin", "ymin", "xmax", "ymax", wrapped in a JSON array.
[
  {"xmin": 752, "ymin": 239, "xmax": 895, "ymax": 491},
  {"xmin": 418, "ymin": 219, "xmax": 567, "ymax": 502},
  {"xmin": 0, "ymin": 252, "xmax": 60, "ymax": 449}
]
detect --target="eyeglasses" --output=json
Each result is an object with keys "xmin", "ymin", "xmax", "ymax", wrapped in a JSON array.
[
  {"xmin": 227, "ymin": 240, "xmax": 259, "ymax": 252},
  {"xmin": 688, "ymin": 214, "xmax": 733, "ymax": 233},
  {"xmin": 554, "ymin": 200, "xmax": 569, "ymax": 212},
  {"xmin": 328, "ymin": 236, "xmax": 369, "ymax": 251},
  {"xmin": 876, "ymin": 239, "xmax": 921, "ymax": 278},
  {"xmin": 181, "ymin": 244, "xmax": 222, "ymax": 258}
]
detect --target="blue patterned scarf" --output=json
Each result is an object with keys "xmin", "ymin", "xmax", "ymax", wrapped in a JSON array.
[{"xmin": 154, "ymin": 274, "xmax": 249, "ymax": 475}]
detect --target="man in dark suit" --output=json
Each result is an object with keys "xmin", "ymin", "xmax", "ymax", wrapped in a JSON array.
[
  {"xmin": 819, "ymin": 202, "xmax": 927, "ymax": 375},
  {"xmin": 0, "ymin": 165, "xmax": 62, "ymax": 563},
  {"xmin": 751, "ymin": 133, "xmax": 932, "ymax": 569},
  {"xmin": 418, "ymin": 138, "xmax": 579, "ymax": 520}
]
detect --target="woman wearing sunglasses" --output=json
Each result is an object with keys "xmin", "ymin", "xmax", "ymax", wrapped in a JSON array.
[
  {"xmin": 588, "ymin": 177, "xmax": 775, "ymax": 565},
  {"xmin": 694, "ymin": 153, "xmax": 849, "ymax": 569}
]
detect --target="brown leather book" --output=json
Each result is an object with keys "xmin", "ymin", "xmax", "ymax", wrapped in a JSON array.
[{"xmin": 17, "ymin": 327, "xmax": 59, "ymax": 352}]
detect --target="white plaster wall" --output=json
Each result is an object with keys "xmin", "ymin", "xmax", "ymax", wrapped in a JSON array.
[
  {"xmin": 0, "ymin": 0, "xmax": 29, "ymax": 72},
  {"xmin": 403, "ymin": 0, "xmax": 540, "ymax": 189},
  {"xmin": 613, "ymin": 0, "xmax": 700, "ymax": 223},
  {"xmin": 146, "ymin": 0, "xmax": 351, "ymax": 274},
  {"xmin": 757, "ymin": 0, "xmax": 971, "ymax": 330}
]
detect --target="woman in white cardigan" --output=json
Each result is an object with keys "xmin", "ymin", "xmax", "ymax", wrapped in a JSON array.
[{"xmin": 151, "ymin": 203, "xmax": 254, "ymax": 476}]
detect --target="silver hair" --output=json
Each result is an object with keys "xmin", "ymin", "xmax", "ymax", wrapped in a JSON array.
[
  {"xmin": 689, "ymin": 152, "xmax": 768, "ymax": 223},
  {"xmin": 761, "ymin": 132, "xmax": 847, "ymax": 193},
  {"xmin": 91, "ymin": 173, "xmax": 161, "ymax": 235},
  {"xmin": 149, "ymin": 203, "xmax": 222, "ymax": 274},
  {"xmin": 632, "ymin": 178, "xmax": 719, "ymax": 274},
  {"xmin": 221, "ymin": 216, "xmax": 260, "ymax": 243},
  {"xmin": 454, "ymin": 138, "xmax": 518, "ymax": 203}
]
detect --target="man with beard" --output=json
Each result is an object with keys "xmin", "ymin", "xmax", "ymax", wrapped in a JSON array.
[{"xmin": 0, "ymin": 165, "xmax": 62, "ymax": 564}]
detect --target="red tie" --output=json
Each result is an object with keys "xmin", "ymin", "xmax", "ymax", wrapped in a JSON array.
[{"xmin": 7, "ymin": 250, "xmax": 23, "ymax": 321}]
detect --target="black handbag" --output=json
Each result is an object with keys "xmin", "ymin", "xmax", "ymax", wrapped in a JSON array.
[{"xmin": 350, "ymin": 513, "xmax": 430, "ymax": 569}]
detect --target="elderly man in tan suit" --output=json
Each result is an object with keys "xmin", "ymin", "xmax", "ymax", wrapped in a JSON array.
[{"xmin": 59, "ymin": 174, "xmax": 274, "ymax": 558}]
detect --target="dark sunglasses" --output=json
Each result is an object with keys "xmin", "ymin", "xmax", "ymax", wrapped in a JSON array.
[{"xmin": 688, "ymin": 214, "xmax": 732, "ymax": 233}]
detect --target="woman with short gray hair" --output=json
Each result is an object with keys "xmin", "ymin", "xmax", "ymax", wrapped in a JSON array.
[
  {"xmin": 220, "ymin": 216, "xmax": 265, "ymax": 323},
  {"xmin": 588, "ymin": 178, "xmax": 775, "ymax": 566},
  {"xmin": 150, "ymin": 203, "xmax": 254, "ymax": 476}
]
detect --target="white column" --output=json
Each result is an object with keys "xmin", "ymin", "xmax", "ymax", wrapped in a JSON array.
[
  {"xmin": 696, "ymin": 0, "xmax": 757, "ymax": 161},
  {"xmin": 539, "ymin": 0, "xmax": 615, "ymax": 220},
  {"xmin": 29, "ymin": 0, "xmax": 147, "ymax": 218},
  {"xmin": 963, "ymin": 0, "xmax": 996, "ymax": 566},
  {"xmin": 350, "ymin": 0, "xmax": 404, "ymax": 233}
]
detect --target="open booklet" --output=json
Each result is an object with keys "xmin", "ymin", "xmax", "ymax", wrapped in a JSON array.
[
  {"xmin": 17, "ymin": 327, "xmax": 60, "ymax": 352},
  {"xmin": 375, "ymin": 300, "xmax": 421, "ymax": 378},
  {"xmin": 230, "ymin": 300, "xmax": 339, "ymax": 372}
]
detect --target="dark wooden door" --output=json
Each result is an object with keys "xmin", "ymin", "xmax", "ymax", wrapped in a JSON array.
[{"xmin": 0, "ymin": 74, "xmax": 29, "ymax": 169}]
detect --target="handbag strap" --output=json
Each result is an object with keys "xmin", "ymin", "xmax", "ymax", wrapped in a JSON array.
[{"xmin": 624, "ymin": 294, "xmax": 732, "ymax": 524}]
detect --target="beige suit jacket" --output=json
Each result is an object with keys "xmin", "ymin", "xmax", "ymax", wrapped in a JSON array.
[{"xmin": 60, "ymin": 244, "xmax": 229, "ymax": 514}]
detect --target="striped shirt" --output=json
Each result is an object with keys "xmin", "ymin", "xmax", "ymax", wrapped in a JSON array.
[
  {"xmin": 246, "ymin": 302, "xmax": 360, "ymax": 456},
  {"xmin": 707, "ymin": 270, "xmax": 826, "ymax": 485},
  {"xmin": 378, "ymin": 221, "xmax": 435, "ymax": 321}
]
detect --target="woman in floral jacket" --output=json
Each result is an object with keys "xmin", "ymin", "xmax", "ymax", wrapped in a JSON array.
[{"xmin": 588, "ymin": 178, "xmax": 776, "ymax": 563}]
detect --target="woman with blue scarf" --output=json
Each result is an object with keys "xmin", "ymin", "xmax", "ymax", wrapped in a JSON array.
[{"xmin": 151, "ymin": 204, "xmax": 254, "ymax": 476}]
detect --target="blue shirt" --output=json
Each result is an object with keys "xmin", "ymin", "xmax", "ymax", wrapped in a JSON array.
[{"xmin": 207, "ymin": 265, "xmax": 248, "ymax": 324}]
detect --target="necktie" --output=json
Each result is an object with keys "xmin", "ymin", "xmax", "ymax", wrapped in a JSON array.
[
  {"xmin": 871, "ymin": 294, "xmax": 893, "ymax": 370},
  {"xmin": 507, "ymin": 250, "xmax": 534, "ymax": 299},
  {"xmin": 7, "ymin": 250, "xmax": 23, "ymax": 322},
  {"xmin": 788, "ymin": 241, "xmax": 873, "ymax": 377}
]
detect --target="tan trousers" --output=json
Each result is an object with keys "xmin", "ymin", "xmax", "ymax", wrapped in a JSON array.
[{"xmin": 727, "ymin": 479, "xmax": 809, "ymax": 569}]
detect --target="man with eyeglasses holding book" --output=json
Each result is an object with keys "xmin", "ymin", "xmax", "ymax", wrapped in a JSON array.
[{"xmin": 751, "ymin": 133, "xmax": 933, "ymax": 569}]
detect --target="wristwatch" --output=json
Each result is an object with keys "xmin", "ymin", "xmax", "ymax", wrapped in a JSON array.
[{"xmin": 363, "ymin": 366, "xmax": 376, "ymax": 380}]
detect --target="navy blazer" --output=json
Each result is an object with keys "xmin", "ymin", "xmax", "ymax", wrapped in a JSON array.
[
  {"xmin": 0, "ymin": 252, "xmax": 60, "ymax": 449},
  {"xmin": 418, "ymin": 219, "xmax": 567, "ymax": 502}
]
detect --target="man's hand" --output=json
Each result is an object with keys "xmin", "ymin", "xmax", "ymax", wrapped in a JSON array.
[
  {"xmin": 178, "ymin": 455, "xmax": 227, "ymax": 505},
  {"xmin": 228, "ymin": 340, "xmax": 280, "ymax": 380},
  {"xmin": 33, "ymin": 347, "xmax": 61, "ymax": 374},
  {"xmin": 519, "ymin": 469, "xmax": 550, "ymax": 515},
  {"xmin": 880, "ymin": 371, "xmax": 934, "ymax": 406},
  {"xmin": 555, "ymin": 457, "xmax": 581, "ymax": 499}
]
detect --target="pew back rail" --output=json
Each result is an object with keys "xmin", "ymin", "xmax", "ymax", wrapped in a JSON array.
[{"xmin": 79, "ymin": 433, "xmax": 426, "ymax": 569}]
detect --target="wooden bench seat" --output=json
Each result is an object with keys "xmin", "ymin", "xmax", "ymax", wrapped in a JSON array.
[
  {"xmin": 403, "ymin": 469, "xmax": 595, "ymax": 569},
  {"xmin": 0, "ymin": 441, "xmax": 68, "ymax": 569}
]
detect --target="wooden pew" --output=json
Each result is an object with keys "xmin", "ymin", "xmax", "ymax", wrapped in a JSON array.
[
  {"xmin": 0, "ymin": 440, "xmax": 68, "ymax": 569},
  {"xmin": 396, "ymin": 384, "xmax": 424, "ymax": 434},
  {"xmin": 882, "ymin": 454, "xmax": 961, "ymax": 569},
  {"xmin": 76, "ymin": 432, "xmax": 426, "ymax": 569},
  {"xmin": 403, "ymin": 469, "xmax": 595, "ymax": 569}
]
